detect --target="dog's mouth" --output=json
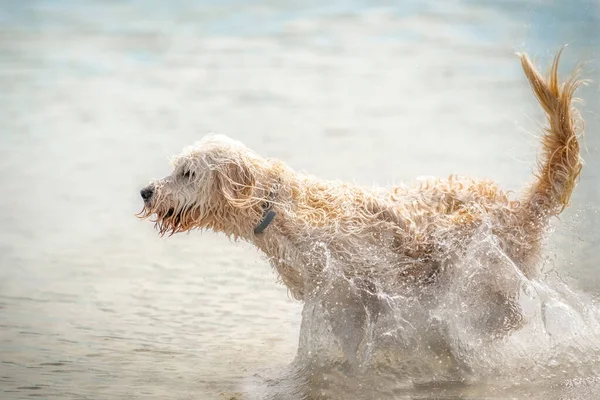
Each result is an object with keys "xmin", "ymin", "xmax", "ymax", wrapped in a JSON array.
[
  {"xmin": 153, "ymin": 207, "xmax": 184, "ymax": 236},
  {"xmin": 137, "ymin": 205, "xmax": 185, "ymax": 237}
]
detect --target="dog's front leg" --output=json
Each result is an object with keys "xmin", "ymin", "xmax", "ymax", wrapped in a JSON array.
[{"xmin": 320, "ymin": 278, "xmax": 379, "ymax": 368}]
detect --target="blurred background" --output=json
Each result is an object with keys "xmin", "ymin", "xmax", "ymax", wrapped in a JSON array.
[{"xmin": 0, "ymin": 0, "xmax": 599, "ymax": 399}]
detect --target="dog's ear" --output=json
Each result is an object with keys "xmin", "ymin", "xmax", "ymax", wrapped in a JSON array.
[{"xmin": 216, "ymin": 162, "xmax": 256, "ymax": 206}]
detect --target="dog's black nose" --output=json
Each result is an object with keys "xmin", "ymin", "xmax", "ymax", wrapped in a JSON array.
[{"xmin": 140, "ymin": 187, "xmax": 154, "ymax": 202}]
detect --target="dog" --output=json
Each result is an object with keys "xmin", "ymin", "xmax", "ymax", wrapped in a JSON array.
[{"xmin": 138, "ymin": 50, "xmax": 586, "ymax": 360}]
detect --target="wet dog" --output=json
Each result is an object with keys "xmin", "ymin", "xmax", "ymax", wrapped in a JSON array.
[{"xmin": 138, "ymin": 50, "xmax": 586, "ymax": 360}]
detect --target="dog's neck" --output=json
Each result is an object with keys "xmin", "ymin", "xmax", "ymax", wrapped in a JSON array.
[
  {"xmin": 253, "ymin": 190, "xmax": 277, "ymax": 235},
  {"xmin": 254, "ymin": 208, "xmax": 277, "ymax": 234}
]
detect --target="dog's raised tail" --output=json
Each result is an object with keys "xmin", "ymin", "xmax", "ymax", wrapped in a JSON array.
[{"xmin": 518, "ymin": 49, "xmax": 586, "ymax": 219}]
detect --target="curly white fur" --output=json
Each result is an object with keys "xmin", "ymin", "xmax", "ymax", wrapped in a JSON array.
[{"xmin": 138, "ymin": 51, "xmax": 586, "ymax": 342}]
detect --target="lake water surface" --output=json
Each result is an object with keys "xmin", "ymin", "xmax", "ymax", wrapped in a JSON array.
[{"xmin": 1, "ymin": 1, "xmax": 600, "ymax": 399}]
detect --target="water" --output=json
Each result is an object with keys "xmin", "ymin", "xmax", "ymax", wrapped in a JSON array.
[
  {"xmin": 1, "ymin": 0, "xmax": 599, "ymax": 399},
  {"xmin": 241, "ymin": 219, "xmax": 600, "ymax": 399}
]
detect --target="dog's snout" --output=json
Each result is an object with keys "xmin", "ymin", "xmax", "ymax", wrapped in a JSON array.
[{"xmin": 140, "ymin": 186, "xmax": 154, "ymax": 202}]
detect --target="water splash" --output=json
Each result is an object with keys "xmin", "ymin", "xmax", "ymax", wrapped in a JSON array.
[{"xmin": 245, "ymin": 219, "xmax": 600, "ymax": 399}]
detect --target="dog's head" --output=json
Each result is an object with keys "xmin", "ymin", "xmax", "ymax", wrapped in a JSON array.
[{"xmin": 138, "ymin": 134, "xmax": 278, "ymax": 238}]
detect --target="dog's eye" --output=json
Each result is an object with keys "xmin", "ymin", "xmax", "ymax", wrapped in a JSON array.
[{"xmin": 181, "ymin": 170, "xmax": 194, "ymax": 179}]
